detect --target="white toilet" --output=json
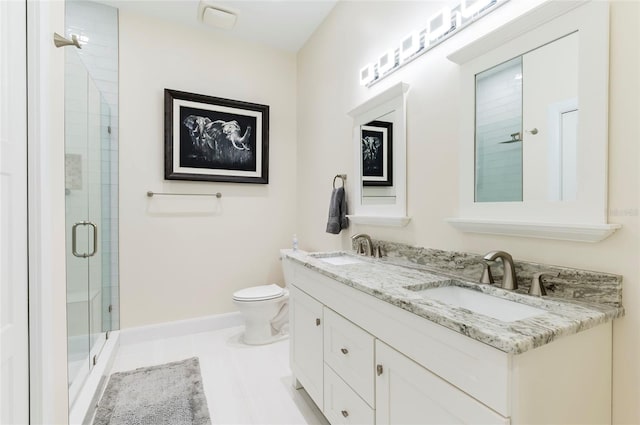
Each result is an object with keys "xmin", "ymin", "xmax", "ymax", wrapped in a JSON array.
[{"xmin": 232, "ymin": 284, "xmax": 289, "ymax": 345}]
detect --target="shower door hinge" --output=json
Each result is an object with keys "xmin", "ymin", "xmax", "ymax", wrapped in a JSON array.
[
  {"xmin": 93, "ymin": 355, "xmax": 97, "ymax": 366},
  {"xmin": 107, "ymin": 126, "xmax": 112, "ymax": 135},
  {"xmin": 106, "ymin": 330, "xmax": 111, "ymax": 340},
  {"xmin": 108, "ymin": 304, "xmax": 112, "ymax": 313}
]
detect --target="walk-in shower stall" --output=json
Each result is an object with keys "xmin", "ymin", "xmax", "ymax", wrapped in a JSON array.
[{"xmin": 63, "ymin": 0, "xmax": 119, "ymax": 414}]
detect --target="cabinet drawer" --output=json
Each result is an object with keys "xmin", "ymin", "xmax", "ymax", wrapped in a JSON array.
[
  {"xmin": 324, "ymin": 365, "xmax": 375, "ymax": 425},
  {"xmin": 323, "ymin": 308, "xmax": 375, "ymax": 406}
]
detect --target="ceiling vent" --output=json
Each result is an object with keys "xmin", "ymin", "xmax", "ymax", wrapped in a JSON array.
[{"xmin": 198, "ymin": 1, "xmax": 238, "ymax": 30}]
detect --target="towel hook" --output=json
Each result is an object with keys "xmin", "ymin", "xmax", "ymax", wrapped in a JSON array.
[{"xmin": 333, "ymin": 174, "xmax": 346, "ymax": 189}]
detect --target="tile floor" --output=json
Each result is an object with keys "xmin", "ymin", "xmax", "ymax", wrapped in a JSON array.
[{"xmin": 111, "ymin": 326, "xmax": 329, "ymax": 425}]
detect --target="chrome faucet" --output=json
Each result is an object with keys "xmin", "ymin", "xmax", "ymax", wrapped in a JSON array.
[
  {"xmin": 483, "ymin": 251, "xmax": 518, "ymax": 290},
  {"xmin": 351, "ymin": 233, "xmax": 373, "ymax": 256}
]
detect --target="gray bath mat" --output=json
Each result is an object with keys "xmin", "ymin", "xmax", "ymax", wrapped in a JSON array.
[{"xmin": 93, "ymin": 357, "xmax": 211, "ymax": 425}]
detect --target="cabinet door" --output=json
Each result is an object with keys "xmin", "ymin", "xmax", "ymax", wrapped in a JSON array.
[
  {"xmin": 290, "ymin": 286, "xmax": 324, "ymax": 408},
  {"xmin": 522, "ymin": 32, "xmax": 579, "ymax": 201},
  {"xmin": 376, "ymin": 341, "xmax": 509, "ymax": 425}
]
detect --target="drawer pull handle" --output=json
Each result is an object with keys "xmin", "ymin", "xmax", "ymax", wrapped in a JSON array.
[
  {"xmin": 341, "ymin": 410, "xmax": 349, "ymax": 418},
  {"xmin": 340, "ymin": 348, "xmax": 349, "ymax": 355},
  {"xmin": 315, "ymin": 318, "xmax": 321, "ymax": 326},
  {"xmin": 377, "ymin": 364, "xmax": 383, "ymax": 376}
]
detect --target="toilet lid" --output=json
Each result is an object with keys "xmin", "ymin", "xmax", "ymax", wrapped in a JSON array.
[{"xmin": 233, "ymin": 284, "xmax": 285, "ymax": 301}]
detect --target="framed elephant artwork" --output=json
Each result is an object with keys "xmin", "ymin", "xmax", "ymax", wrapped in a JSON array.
[
  {"xmin": 361, "ymin": 120, "xmax": 393, "ymax": 186},
  {"xmin": 164, "ymin": 89, "xmax": 269, "ymax": 183}
]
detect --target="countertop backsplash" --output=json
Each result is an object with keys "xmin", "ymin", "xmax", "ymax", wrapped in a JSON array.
[{"xmin": 357, "ymin": 239, "xmax": 623, "ymax": 308}]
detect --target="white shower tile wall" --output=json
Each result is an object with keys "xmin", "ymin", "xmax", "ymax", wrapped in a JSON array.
[{"xmin": 66, "ymin": 0, "xmax": 120, "ymax": 331}]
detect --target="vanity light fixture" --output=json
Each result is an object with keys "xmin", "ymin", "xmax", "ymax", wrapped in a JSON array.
[
  {"xmin": 461, "ymin": 0, "xmax": 494, "ymax": 18},
  {"xmin": 360, "ymin": 63, "xmax": 376, "ymax": 86},
  {"xmin": 359, "ymin": 0, "xmax": 509, "ymax": 87},
  {"xmin": 400, "ymin": 31, "xmax": 421, "ymax": 63},
  {"xmin": 427, "ymin": 8, "xmax": 453, "ymax": 42},
  {"xmin": 378, "ymin": 50, "xmax": 396, "ymax": 75}
]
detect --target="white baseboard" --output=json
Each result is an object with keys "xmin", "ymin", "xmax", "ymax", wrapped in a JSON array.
[{"xmin": 119, "ymin": 311, "xmax": 244, "ymax": 346}]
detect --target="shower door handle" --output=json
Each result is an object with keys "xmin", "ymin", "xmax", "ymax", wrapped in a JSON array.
[
  {"xmin": 86, "ymin": 222, "xmax": 98, "ymax": 257},
  {"xmin": 72, "ymin": 222, "xmax": 86, "ymax": 258},
  {"xmin": 72, "ymin": 221, "xmax": 98, "ymax": 258}
]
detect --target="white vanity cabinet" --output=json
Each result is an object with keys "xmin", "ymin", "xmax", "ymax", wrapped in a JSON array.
[{"xmin": 284, "ymin": 257, "xmax": 612, "ymax": 425}]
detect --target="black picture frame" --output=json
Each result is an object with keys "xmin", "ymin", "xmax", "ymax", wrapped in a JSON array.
[
  {"xmin": 164, "ymin": 89, "xmax": 269, "ymax": 184},
  {"xmin": 361, "ymin": 120, "xmax": 393, "ymax": 186}
]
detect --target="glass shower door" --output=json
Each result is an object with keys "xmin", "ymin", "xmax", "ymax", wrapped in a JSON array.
[
  {"xmin": 65, "ymin": 48, "xmax": 110, "ymax": 406},
  {"xmin": 65, "ymin": 49, "xmax": 91, "ymax": 401}
]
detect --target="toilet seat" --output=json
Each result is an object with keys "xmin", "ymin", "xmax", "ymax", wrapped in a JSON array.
[{"xmin": 233, "ymin": 284, "xmax": 285, "ymax": 302}]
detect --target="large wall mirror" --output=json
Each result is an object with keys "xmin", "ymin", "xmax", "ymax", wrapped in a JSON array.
[
  {"xmin": 348, "ymin": 82, "xmax": 410, "ymax": 226},
  {"xmin": 447, "ymin": 1, "xmax": 620, "ymax": 242}
]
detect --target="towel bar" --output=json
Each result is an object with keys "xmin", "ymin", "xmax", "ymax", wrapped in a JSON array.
[{"xmin": 146, "ymin": 191, "xmax": 222, "ymax": 199}]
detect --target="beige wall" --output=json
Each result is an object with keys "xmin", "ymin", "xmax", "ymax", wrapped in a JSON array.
[
  {"xmin": 119, "ymin": 11, "xmax": 297, "ymax": 328},
  {"xmin": 297, "ymin": 1, "xmax": 639, "ymax": 423}
]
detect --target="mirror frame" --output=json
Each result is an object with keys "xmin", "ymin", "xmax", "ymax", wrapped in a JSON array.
[
  {"xmin": 347, "ymin": 82, "xmax": 410, "ymax": 226},
  {"xmin": 447, "ymin": 1, "xmax": 620, "ymax": 242}
]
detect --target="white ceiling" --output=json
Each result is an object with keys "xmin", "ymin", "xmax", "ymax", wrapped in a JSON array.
[{"xmin": 100, "ymin": 0, "xmax": 338, "ymax": 52}]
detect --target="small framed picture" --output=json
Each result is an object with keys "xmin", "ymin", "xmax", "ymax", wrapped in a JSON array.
[
  {"xmin": 361, "ymin": 120, "xmax": 393, "ymax": 186},
  {"xmin": 164, "ymin": 89, "xmax": 269, "ymax": 184}
]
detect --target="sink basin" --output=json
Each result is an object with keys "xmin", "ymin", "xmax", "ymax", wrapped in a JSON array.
[
  {"xmin": 411, "ymin": 285, "xmax": 546, "ymax": 322},
  {"xmin": 312, "ymin": 253, "xmax": 365, "ymax": 266}
]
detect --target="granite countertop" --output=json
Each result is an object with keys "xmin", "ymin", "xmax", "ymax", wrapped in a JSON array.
[{"xmin": 283, "ymin": 250, "xmax": 623, "ymax": 355}]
